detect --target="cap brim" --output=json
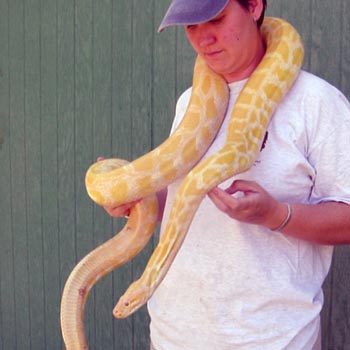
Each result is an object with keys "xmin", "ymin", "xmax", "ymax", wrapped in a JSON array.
[{"xmin": 158, "ymin": 0, "xmax": 229, "ymax": 32}]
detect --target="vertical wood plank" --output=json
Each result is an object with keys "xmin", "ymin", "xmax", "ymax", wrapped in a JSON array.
[
  {"xmin": 57, "ymin": 0, "xmax": 76, "ymax": 347},
  {"xmin": 112, "ymin": 0, "xmax": 134, "ymax": 348},
  {"xmin": 9, "ymin": 0, "xmax": 31, "ymax": 348},
  {"xmin": 74, "ymin": 0, "xmax": 94, "ymax": 257},
  {"xmin": 321, "ymin": 272, "xmax": 333, "ymax": 350},
  {"xmin": 92, "ymin": 0, "xmax": 115, "ymax": 348},
  {"xmin": 340, "ymin": 0, "xmax": 350, "ymax": 98},
  {"xmin": 131, "ymin": 1, "xmax": 155, "ymax": 349},
  {"xmin": 57, "ymin": 0, "xmax": 76, "ymax": 276},
  {"xmin": 74, "ymin": 0, "xmax": 96, "ymax": 346},
  {"xmin": 153, "ymin": 0, "xmax": 177, "ymax": 146},
  {"xmin": 328, "ymin": 246, "xmax": 350, "ymax": 349},
  {"xmin": 40, "ymin": 0, "xmax": 61, "ymax": 348},
  {"xmin": 131, "ymin": 0, "xmax": 154, "ymax": 157},
  {"xmin": 310, "ymin": 2, "xmax": 349, "ymax": 349},
  {"xmin": 0, "ymin": 0, "xmax": 16, "ymax": 349},
  {"xmin": 57, "ymin": 0, "xmax": 76, "ymax": 308},
  {"xmin": 310, "ymin": 0, "xmax": 342, "ymax": 86},
  {"xmin": 24, "ymin": 0, "xmax": 45, "ymax": 348}
]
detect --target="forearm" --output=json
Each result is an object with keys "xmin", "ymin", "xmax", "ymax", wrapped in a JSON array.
[
  {"xmin": 269, "ymin": 201, "xmax": 350, "ymax": 245},
  {"xmin": 208, "ymin": 180, "xmax": 350, "ymax": 245}
]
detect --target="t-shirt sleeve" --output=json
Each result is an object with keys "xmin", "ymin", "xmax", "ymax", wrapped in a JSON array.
[{"xmin": 307, "ymin": 86, "xmax": 350, "ymax": 205}]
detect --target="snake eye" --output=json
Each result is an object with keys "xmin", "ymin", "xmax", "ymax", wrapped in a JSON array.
[{"xmin": 124, "ymin": 301, "xmax": 130, "ymax": 307}]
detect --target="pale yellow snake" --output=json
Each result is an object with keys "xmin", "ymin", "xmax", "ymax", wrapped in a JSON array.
[{"xmin": 60, "ymin": 17, "xmax": 304, "ymax": 349}]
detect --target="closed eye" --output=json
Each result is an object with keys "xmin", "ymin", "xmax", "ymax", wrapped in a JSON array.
[
  {"xmin": 186, "ymin": 24, "xmax": 197, "ymax": 30},
  {"xmin": 209, "ymin": 15, "xmax": 225, "ymax": 25}
]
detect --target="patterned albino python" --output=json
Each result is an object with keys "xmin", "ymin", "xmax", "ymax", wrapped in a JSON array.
[{"xmin": 61, "ymin": 17, "xmax": 304, "ymax": 349}]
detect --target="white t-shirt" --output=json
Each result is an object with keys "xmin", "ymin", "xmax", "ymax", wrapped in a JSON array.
[{"xmin": 148, "ymin": 71, "xmax": 350, "ymax": 350}]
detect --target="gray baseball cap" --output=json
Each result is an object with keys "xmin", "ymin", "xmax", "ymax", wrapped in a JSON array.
[{"xmin": 158, "ymin": 0, "xmax": 230, "ymax": 32}]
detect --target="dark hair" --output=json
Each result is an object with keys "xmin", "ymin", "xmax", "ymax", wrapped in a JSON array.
[{"xmin": 236, "ymin": 0, "xmax": 267, "ymax": 27}]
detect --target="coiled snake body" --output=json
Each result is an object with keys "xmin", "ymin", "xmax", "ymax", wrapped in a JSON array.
[{"xmin": 61, "ymin": 17, "xmax": 304, "ymax": 349}]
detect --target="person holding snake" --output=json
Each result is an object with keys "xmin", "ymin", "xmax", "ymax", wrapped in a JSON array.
[
  {"xmin": 145, "ymin": 0, "xmax": 350, "ymax": 349},
  {"xmin": 60, "ymin": 0, "xmax": 350, "ymax": 349}
]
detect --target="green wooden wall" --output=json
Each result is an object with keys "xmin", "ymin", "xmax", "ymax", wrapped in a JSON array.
[{"xmin": 0, "ymin": 0, "xmax": 349, "ymax": 349}]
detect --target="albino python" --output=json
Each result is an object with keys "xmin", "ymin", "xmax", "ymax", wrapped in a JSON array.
[{"xmin": 61, "ymin": 17, "xmax": 304, "ymax": 350}]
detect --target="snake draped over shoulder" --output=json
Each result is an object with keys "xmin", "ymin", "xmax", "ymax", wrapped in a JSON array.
[{"xmin": 60, "ymin": 17, "xmax": 304, "ymax": 350}]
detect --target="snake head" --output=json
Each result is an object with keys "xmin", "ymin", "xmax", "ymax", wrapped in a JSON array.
[{"xmin": 113, "ymin": 280, "xmax": 149, "ymax": 319}]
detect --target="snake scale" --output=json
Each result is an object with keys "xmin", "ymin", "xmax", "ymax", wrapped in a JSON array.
[{"xmin": 60, "ymin": 17, "xmax": 304, "ymax": 350}]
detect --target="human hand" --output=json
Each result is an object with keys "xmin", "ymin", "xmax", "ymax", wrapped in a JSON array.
[
  {"xmin": 97, "ymin": 156, "xmax": 140, "ymax": 217},
  {"xmin": 207, "ymin": 179, "xmax": 288, "ymax": 230}
]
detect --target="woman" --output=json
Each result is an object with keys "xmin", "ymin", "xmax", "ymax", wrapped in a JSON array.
[{"xmin": 106, "ymin": 0, "xmax": 350, "ymax": 348}]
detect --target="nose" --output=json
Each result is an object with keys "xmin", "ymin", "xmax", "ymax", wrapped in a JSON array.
[
  {"xmin": 199, "ymin": 35, "xmax": 215, "ymax": 47},
  {"xmin": 198, "ymin": 27, "xmax": 216, "ymax": 47},
  {"xmin": 186, "ymin": 23, "xmax": 217, "ymax": 52}
]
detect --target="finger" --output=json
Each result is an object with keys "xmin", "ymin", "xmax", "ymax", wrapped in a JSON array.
[
  {"xmin": 224, "ymin": 179, "xmax": 259, "ymax": 196},
  {"xmin": 104, "ymin": 200, "xmax": 141, "ymax": 218},
  {"xmin": 104, "ymin": 206, "xmax": 126, "ymax": 217},
  {"xmin": 208, "ymin": 187, "xmax": 237, "ymax": 213}
]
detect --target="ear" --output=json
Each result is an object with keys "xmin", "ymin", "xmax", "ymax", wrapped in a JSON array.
[{"xmin": 248, "ymin": 0, "xmax": 264, "ymax": 21}]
